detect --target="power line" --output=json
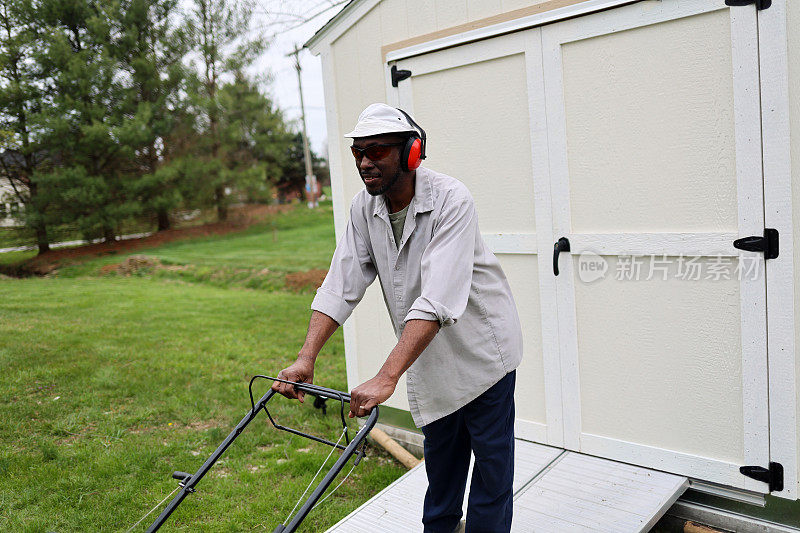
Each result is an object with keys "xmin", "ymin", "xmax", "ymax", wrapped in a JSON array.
[{"xmin": 287, "ymin": 44, "xmax": 318, "ymax": 208}]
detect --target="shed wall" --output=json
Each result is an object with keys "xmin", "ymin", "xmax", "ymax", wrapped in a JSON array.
[
  {"xmin": 323, "ymin": 3, "xmax": 800, "ymax": 489},
  {"xmin": 788, "ymin": 0, "xmax": 800, "ymax": 497}
]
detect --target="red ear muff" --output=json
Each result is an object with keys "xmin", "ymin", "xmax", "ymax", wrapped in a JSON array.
[
  {"xmin": 395, "ymin": 108, "xmax": 426, "ymax": 171},
  {"xmin": 402, "ymin": 136, "xmax": 423, "ymax": 171}
]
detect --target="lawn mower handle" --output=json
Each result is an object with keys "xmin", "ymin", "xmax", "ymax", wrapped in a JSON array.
[
  {"xmin": 145, "ymin": 382, "xmax": 379, "ymax": 533},
  {"xmin": 273, "ymin": 378, "xmax": 354, "ymax": 403}
]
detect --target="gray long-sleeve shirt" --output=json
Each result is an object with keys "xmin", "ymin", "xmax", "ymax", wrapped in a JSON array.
[{"xmin": 311, "ymin": 167, "xmax": 523, "ymax": 427}]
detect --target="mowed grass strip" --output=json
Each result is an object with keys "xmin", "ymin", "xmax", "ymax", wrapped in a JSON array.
[
  {"xmin": 56, "ymin": 203, "xmax": 338, "ymax": 281},
  {"xmin": 0, "ymin": 209, "xmax": 407, "ymax": 531}
]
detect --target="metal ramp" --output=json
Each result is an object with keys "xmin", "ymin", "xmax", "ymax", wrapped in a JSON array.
[{"xmin": 327, "ymin": 439, "xmax": 688, "ymax": 533}]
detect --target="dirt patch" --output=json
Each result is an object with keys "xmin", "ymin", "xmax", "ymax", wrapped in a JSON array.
[
  {"xmin": 57, "ymin": 424, "xmax": 98, "ymax": 445},
  {"xmin": 161, "ymin": 264, "xmax": 191, "ymax": 272},
  {"xmin": 101, "ymin": 255, "xmax": 162, "ymax": 276},
  {"xmin": 285, "ymin": 269, "xmax": 327, "ymax": 292},
  {"xmin": 3, "ymin": 204, "xmax": 292, "ymax": 277},
  {"xmin": 187, "ymin": 420, "xmax": 222, "ymax": 431},
  {"xmin": 127, "ymin": 418, "xmax": 222, "ymax": 435},
  {"xmin": 212, "ymin": 467, "xmax": 231, "ymax": 478}
]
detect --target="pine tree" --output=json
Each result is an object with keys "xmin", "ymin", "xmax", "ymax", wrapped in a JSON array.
[
  {"xmin": 35, "ymin": 0, "xmax": 131, "ymax": 242},
  {"xmin": 277, "ymin": 132, "xmax": 329, "ymax": 203},
  {"xmin": 0, "ymin": 0, "xmax": 53, "ymax": 253},
  {"xmin": 112, "ymin": 0, "xmax": 189, "ymax": 231},
  {"xmin": 216, "ymin": 71, "xmax": 292, "ymax": 205}
]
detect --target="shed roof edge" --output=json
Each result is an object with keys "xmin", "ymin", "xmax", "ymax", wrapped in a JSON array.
[{"xmin": 305, "ymin": 0, "xmax": 378, "ymax": 54}]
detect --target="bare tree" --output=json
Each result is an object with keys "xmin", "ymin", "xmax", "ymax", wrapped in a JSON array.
[{"xmin": 253, "ymin": 0, "xmax": 348, "ymax": 38}]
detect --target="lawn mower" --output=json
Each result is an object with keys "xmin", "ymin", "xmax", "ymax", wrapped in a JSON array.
[{"xmin": 127, "ymin": 376, "xmax": 379, "ymax": 532}]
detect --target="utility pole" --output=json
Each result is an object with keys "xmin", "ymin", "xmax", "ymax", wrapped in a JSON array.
[{"xmin": 287, "ymin": 45, "xmax": 317, "ymax": 208}]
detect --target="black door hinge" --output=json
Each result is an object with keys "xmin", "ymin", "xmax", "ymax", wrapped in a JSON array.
[
  {"xmin": 725, "ymin": 0, "xmax": 771, "ymax": 9},
  {"xmin": 391, "ymin": 65, "xmax": 412, "ymax": 87},
  {"xmin": 733, "ymin": 228, "xmax": 779, "ymax": 259},
  {"xmin": 740, "ymin": 462, "xmax": 783, "ymax": 492}
]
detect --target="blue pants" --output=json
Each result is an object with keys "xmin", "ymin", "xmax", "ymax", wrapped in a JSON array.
[{"xmin": 421, "ymin": 371, "xmax": 516, "ymax": 533}]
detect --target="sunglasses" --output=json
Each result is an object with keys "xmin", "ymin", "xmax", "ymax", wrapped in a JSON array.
[{"xmin": 350, "ymin": 143, "xmax": 403, "ymax": 162}]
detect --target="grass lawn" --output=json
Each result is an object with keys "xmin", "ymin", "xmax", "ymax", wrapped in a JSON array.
[
  {"xmin": 0, "ymin": 249, "xmax": 36, "ymax": 265},
  {"xmin": 0, "ymin": 203, "xmax": 407, "ymax": 532},
  {"xmin": 0, "ymin": 227, "xmax": 34, "ymax": 249},
  {"xmin": 48, "ymin": 205, "xmax": 338, "ymax": 290}
]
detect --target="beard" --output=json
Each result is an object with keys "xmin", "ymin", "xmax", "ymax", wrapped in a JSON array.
[{"xmin": 364, "ymin": 167, "xmax": 402, "ymax": 196}]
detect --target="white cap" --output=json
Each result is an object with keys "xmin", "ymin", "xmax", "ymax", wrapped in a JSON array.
[{"xmin": 344, "ymin": 103, "xmax": 417, "ymax": 138}]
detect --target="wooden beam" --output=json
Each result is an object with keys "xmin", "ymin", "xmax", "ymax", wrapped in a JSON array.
[
  {"xmin": 381, "ymin": 0, "xmax": 592, "ymax": 60},
  {"xmin": 369, "ymin": 427, "xmax": 422, "ymax": 469}
]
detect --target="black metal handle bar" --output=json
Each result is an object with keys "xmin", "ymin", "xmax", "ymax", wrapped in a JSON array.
[
  {"xmin": 145, "ymin": 379, "xmax": 379, "ymax": 533},
  {"xmin": 268, "ymin": 377, "xmax": 354, "ymax": 402},
  {"xmin": 255, "ymin": 376, "xmax": 354, "ymax": 449}
]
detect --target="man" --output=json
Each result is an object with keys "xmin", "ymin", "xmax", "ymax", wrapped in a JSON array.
[{"xmin": 272, "ymin": 103, "xmax": 523, "ymax": 533}]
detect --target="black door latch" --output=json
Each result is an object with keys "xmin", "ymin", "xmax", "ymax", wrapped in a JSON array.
[
  {"xmin": 553, "ymin": 237, "xmax": 570, "ymax": 276},
  {"xmin": 733, "ymin": 228, "xmax": 779, "ymax": 259},
  {"xmin": 391, "ymin": 65, "xmax": 412, "ymax": 87}
]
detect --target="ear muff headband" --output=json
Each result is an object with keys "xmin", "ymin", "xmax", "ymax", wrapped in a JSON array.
[{"xmin": 396, "ymin": 108, "xmax": 426, "ymax": 172}]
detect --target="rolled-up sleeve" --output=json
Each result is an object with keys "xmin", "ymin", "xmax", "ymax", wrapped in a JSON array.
[
  {"xmin": 405, "ymin": 193, "xmax": 476, "ymax": 327},
  {"xmin": 311, "ymin": 205, "xmax": 377, "ymax": 325}
]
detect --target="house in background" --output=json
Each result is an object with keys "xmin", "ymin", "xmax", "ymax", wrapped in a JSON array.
[
  {"xmin": 0, "ymin": 150, "xmax": 33, "ymax": 228},
  {"xmin": 307, "ymin": 0, "xmax": 800, "ymax": 530},
  {"xmin": 0, "ymin": 181, "xmax": 22, "ymax": 228}
]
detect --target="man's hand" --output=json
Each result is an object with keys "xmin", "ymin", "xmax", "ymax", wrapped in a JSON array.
[
  {"xmin": 272, "ymin": 311, "xmax": 339, "ymax": 402},
  {"xmin": 347, "ymin": 320, "xmax": 439, "ymax": 418},
  {"xmin": 272, "ymin": 356, "xmax": 315, "ymax": 403},
  {"xmin": 348, "ymin": 373, "xmax": 398, "ymax": 418}
]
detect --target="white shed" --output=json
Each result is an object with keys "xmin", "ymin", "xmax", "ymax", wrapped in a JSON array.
[{"xmin": 306, "ymin": 0, "xmax": 800, "ymax": 529}]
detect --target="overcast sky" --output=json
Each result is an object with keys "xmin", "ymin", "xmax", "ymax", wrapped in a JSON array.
[{"xmin": 251, "ymin": 1, "xmax": 349, "ymax": 157}]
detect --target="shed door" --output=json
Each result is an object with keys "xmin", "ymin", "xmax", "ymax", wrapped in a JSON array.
[
  {"xmin": 388, "ymin": 31, "xmax": 565, "ymax": 448},
  {"xmin": 387, "ymin": 0, "xmax": 769, "ymax": 492},
  {"xmin": 542, "ymin": 1, "xmax": 769, "ymax": 491}
]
